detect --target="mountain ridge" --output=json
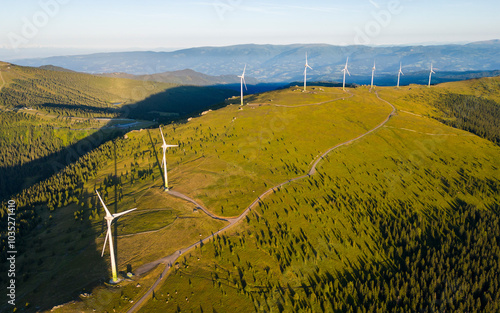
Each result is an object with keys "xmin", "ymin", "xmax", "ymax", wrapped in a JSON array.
[{"xmin": 10, "ymin": 41, "xmax": 500, "ymax": 82}]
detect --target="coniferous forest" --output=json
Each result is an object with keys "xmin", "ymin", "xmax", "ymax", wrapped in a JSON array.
[{"xmin": 434, "ymin": 93, "xmax": 500, "ymax": 144}]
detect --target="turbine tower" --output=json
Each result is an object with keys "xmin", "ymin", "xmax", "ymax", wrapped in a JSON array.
[
  {"xmin": 238, "ymin": 65, "xmax": 247, "ymax": 106},
  {"xmin": 159, "ymin": 126, "xmax": 178, "ymax": 191},
  {"xmin": 97, "ymin": 190, "xmax": 136, "ymax": 283},
  {"xmin": 397, "ymin": 62, "xmax": 404, "ymax": 88},
  {"xmin": 428, "ymin": 63, "xmax": 435, "ymax": 87},
  {"xmin": 371, "ymin": 61, "xmax": 376, "ymax": 90},
  {"xmin": 342, "ymin": 57, "xmax": 351, "ymax": 91},
  {"xmin": 304, "ymin": 52, "xmax": 312, "ymax": 91}
]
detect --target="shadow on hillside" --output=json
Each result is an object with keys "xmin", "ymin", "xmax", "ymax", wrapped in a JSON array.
[
  {"xmin": 0, "ymin": 84, "xmax": 241, "ymax": 311},
  {"xmin": 0, "ymin": 124, "xmax": 123, "ymax": 203},
  {"xmin": 0, "ymin": 85, "xmax": 239, "ymax": 202},
  {"xmin": 34, "ymin": 102, "xmax": 119, "ymax": 116},
  {"xmin": 120, "ymin": 85, "xmax": 237, "ymax": 122},
  {"xmin": 0, "ymin": 133, "xmax": 135, "ymax": 312}
]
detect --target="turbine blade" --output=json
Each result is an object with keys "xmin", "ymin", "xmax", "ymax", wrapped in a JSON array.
[
  {"xmin": 112, "ymin": 208, "xmax": 137, "ymax": 219},
  {"xmin": 346, "ymin": 69, "xmax": 351, "ymax": 76},
  {"xmin": 165, "ymin": 144, "xmax": 178, "ymax": 148},
  {"xmin": 101, "ymin": 227, "xmax": 110, "ymax": 257},
  {"xmin": 96, "ymin": 190, "xmax": 112, "ymax": 217},
  {"xmin": 307, "ymin": 65, "xmax": 312, "ymax": 70},
  {"xmin": 159, "ymin": 126, "xmax": 167, "ymax": 146},
  {"xmin": 243, "ymin": 77, "xmax": 247, "ymax": 90}
]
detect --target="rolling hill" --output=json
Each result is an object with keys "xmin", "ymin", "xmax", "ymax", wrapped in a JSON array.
[
  {"xmin": 0, "ymin": 62, "xmax": 237, "ymax": 202},
  {"xmin": 1, "ymin": 76, "xmax": 499, "ymax": 312}
]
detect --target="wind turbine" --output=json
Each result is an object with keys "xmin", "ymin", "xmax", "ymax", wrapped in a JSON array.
[
  {"xmin": 397, "ymin": 62, "xmax": 404, "ymax": 88},
  {"xmin": 159, "ymin": 126, "xmax": 178, "ymax": 191},
  {"xmin": 428, "ymin": 63, "xmax": 435, "ymax": 87},
  {"xmin": 342, "ymin": 57, "xmax": 350, "ymax": 91},
  {"xmin": 238, "ymin": 65, "xmax": 247, "ymax": 106},
  {"xmin": 97, "ymin": 190, "xmax": 136, "ymax": 283},
  {"xmin": 304, "ymin": 52, "xmax": 312, "ymax": 91},
  {"xmin": 371, "ymin": 61, "xmax": 376, "ymax": 90}
]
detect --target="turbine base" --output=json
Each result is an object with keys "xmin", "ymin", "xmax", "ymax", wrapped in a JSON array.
[{"xmin": 108, "ymin": 277, "xmax": 123, "ymax": 284}]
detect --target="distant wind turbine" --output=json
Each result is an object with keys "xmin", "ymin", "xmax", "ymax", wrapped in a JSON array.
[
  {"xmin": 159, "ymin": 126, "xmax": 178, "ymax": 191},
  {"xmin": 428, "ymin": 63, "xmax": 435, "ymax": 87},
  {"xmin": 97, "ymin": 190, "xmax": 136, "ymax": 283},
  {"xmin": 371, "ymin": 60, "xmax": 376, "ymax": 90},
  {"xmin": 342, "ymin": 57, "xmax": 350, "ymax": 91},
  {"xmin": 304, "ymin": 53, "xmax": 312, "ymax": 91},
  {"xmin": 238, "ymin": 65, "xmax": 247, "ymax": 106},
  {"xmin": 397, "ymin": 62, "xmax": 404, "ymax": 88}
]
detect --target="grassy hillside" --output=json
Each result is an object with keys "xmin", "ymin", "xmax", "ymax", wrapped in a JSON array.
[
  {"xmin": 0, "ymin": 63, "xmax": 237, "ymax": 201},
  {"xmin": 1, "ymin": 78, "xmax": 499, "ymax": 312},
  {"xmin": 0, "ymin": 62, "xmax": 174, "ymax": 112},
  {"xmin": 137, "ymin": 85, "xmax": 500, "ymax": 313},
  {"xmin": 0, "ymin": 62, "xmax": 237, "ymax": 120}
]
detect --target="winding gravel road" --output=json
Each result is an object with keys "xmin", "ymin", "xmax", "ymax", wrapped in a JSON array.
[{"xmin": 126, "ymin": 91, "xmax": 396, "ymax": 313}]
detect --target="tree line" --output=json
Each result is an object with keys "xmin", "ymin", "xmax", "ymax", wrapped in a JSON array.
[{"xmin": 434, "ymin": 93, "xmax": 500, "ymax": 144}]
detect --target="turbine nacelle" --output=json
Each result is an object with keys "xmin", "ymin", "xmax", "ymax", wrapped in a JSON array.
[
  {"xmin": 96, "ymin": 190, "xmax": 136, "ymax": 222},
  {"xmin": 343, "ymin": 57, "xmax": 351, "ymax": 76},
  {"xmin": 305, "ymin": 52, "xmax": 312, "ymax": 70},
  {"xmin": 239, "ymin": 65, "xmax": 247, "ymax": 91}
]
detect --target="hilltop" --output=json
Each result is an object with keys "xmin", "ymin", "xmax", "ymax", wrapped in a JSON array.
[{"xmin": 1, "ymin": 76, "xmax": 499, "ymax": 312}]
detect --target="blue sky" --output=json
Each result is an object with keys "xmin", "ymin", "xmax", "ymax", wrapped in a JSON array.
[{"xmin": 0, "ymin": 0, "xmax": 499, "ymax": 58}]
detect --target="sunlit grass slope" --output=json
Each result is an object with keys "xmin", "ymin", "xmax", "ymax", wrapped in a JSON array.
[
  {"xmin": 29, "ymin": 86, "xmax": 391, "ymax": 312},
  {"xmin": 7, "ymin": 79, "xmax": 499, "ymax": 312},
  {"xmin": 137, "ymin": 84, "xmax": 499, "ymax": 312}
]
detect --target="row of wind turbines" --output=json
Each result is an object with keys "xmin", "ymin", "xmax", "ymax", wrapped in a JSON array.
[
  {"xmin": 98, "ymin": 56, "xmax": 436, "ymax": 283},
  {"xmin": 237, "ymin": 54, "xmax": 437, "ymax": 104},
  {"xmin": 309, "ymin": 55, "xmax": 437, "ymax": 91},
  {"xmin": 97, "ymin": 126, "xmax": 178, "ymax": 283}
]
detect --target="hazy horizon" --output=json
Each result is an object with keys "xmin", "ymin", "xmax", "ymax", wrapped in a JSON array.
[
  {"xmin": 1, "ymin": 0, "xmax": 499, "ymax": 60},
  {"xmin": 2, "ymin": 39, "xmax": 500, "ymax": 62}
]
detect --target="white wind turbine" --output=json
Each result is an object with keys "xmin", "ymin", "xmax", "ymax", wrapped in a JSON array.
[
  {"xmin": 159, "ymin": 126, "xmax": 178, "ymax": 191},
  {"xmin": 371, "ymin": 61, "xmax": 376, "ymax": 90},
  {"xmin": 238, "ymin": 65, "xmax": 247, "ymax": 106},
  {"xmin": 342, "ymin": 57, "xmax": 351, "ymax": 91},
  {"xmin": 97, "ymin": 190, "xmax": 136, "ymax": 283},
  {"xmin": 428, "ymin": 63, "xmax": 435, "ymax": 87},
  {"xmin": 397, "ymin": 62, "xmax": 404, "ymax": 88},
  {"xmin": 304, "ymin": 52, "xmax": 312, "ymax": 91}
]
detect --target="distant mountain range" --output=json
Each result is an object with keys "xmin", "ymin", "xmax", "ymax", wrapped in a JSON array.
[
  {"xmin": 98, "ymin": 68, "xmax": 259, "ymax": 86},
  {"xmin": 11, "ymin": 40, "xmax": 500, "ymax": 83}
]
